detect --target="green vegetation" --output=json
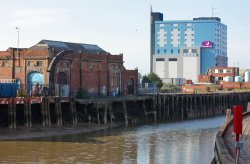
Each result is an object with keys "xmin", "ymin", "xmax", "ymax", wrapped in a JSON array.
[
  {"xmin": 142, "ymin": 72, "xmax": 163, "ymax": 89},
  {"xmin": 17, "ymin": 89, "xmax": 28, "ymax": 97},
  {"xmin": 209, "ymin": 84, "xmax": 219, "ymax": 92},
  {"xmin": 76, "ymin": 88, "xmax": 89, "ymax": 99},
  {"xmin": 161, "ymin": 84, "xmax": 180, "ymax": 93}
]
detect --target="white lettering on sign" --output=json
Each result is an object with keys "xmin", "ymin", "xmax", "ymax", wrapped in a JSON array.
[{"xmin": 0, "ymin": 79, "xmax": 16, "ymax": 83}]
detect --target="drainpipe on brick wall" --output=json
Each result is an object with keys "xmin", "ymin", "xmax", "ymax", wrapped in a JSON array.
[
  {"xmin": 12, "ymin": 50, "xmax": 15, "ymax": 79},
  {"xmin": 120, "ymin": 68, "xmax": 124, "ymax": 96},
  {"xmin": 98, "ymin": 62, "xmax": 100, "ymax": 96},
  {"xmin": 107, "ymin": 54, "xmax": 110, "ymax": 97},
  {"xmin": 79, "ymin": 51, "xmax": 82, "ymax": 88},
  {"xmin": 24, "ymin": 59, "xmax": 27, "ymax": 91},
  {"xmin": 67, "ymin": 59, "xmax": 72, "ymax": 97}
]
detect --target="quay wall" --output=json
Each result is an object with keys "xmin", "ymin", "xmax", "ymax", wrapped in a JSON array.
[{"xmin": 0, "ymin": 92, "xmax": 250, "ymax": 128}]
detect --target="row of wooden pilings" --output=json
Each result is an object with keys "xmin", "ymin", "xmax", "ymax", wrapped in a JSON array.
[
  {"xmin": 2, "ymin": 97, "xmax": 78, "ymax": 129},
  {"xmin": 154, "ymin": 92, "xmax": 250, "ymax": 121},
  {"xmin": 1, "ymin": 92, "xmax": 250, "ymax": 129}
]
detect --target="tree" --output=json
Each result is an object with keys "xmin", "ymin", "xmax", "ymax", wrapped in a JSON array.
[
  {"xmin": 142, "ymin": 75, "xmax": 150, "ymax": 84},
  {"xmin": 142, "ymin": 72, "xmax": 163, "ymax": 89}
]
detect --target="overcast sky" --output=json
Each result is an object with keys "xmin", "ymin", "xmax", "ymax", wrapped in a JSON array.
[{"xmin": 0, "ymin": 0, "xmax": 249, "ymax": 75}]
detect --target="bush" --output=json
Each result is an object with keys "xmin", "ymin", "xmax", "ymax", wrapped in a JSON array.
[
  {"xmin": 209, "ymin": 85, "xmax": 219, "ymax": 92},
  {"xmin": 161, "ymin": 84, "xmax": 180, "ymax": 93},
  {"xmin": 17, "ymin": 89, "xmax": 28, "ymax": 97}
]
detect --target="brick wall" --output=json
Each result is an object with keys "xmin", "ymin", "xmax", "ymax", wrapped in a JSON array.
[
  {"xmin": 198, "ymin": 75, "xmax": 213, "ymax": 83},
  {"xmin": 0, "ymin": 46, "xmax": 138, "ymax": 97},
  {"xmin": 122, "ymin": 70, "xmax": 138, "ymax": 95},
  {"xmin": 220, "ymin": 82, "xmax": 241, "ymax": 90},
  {"xmin": 182, "ymin": 85, "xmax": 210, "ymax": 93}
]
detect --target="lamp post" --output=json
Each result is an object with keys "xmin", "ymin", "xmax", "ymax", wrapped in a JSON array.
[
  {"xmin": 16, "ymin": 27, "xmax": 20, "ymax": 66},
  {"xmin": 16, "ymin": 27, "xmax": 20, "ymax": 54}
]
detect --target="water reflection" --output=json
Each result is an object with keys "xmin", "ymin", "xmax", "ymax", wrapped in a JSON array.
[{"xmin": 0, "ymin": 116, "xmax": 224, "ymax": 163}]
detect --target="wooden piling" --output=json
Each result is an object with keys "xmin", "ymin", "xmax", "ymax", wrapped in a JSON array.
[
  {"xmin": 13, "ymin": 99, "xmax": 16, "ymax": 129},
  {"xmin": 194, "ymin": 95, "xmax": 197, "ymax": 119},
  {"xmin": 8, "ymin": 98, "xmax": 14, "ymax": 129},
  {"xmin": 41, "ymin": 97, "xmax": 46, "ymax": 127},
  {"xmin": 171, "ymin": 96, "xmax": 175, "ymax": 120},
  {"xmin": 96, "ymin": 102, "xmax": 100, "ymax": 125},
  {"xmin": 73, "ymin": 100, "xmax": 78, "ymax": 125},
  {"xmin": 166, "ymin": 96, "xmax": 170, "ymax": 120},
  {"xmin": 24, "ymin": 99, "xmax": 29, "ymax": 127},
  {"xmin": 84, "ymin": 105, "xmax": 91, "ymax": 124},
  {"xmin": 47, "ymin": 99, "xmax": 51, "ymax": 126},
  {"xmin": 142, "ymin": 100, "xmax": 147, "ymax": 121},
  {"xmin": 157, "ymin": 94, "xmax": 162, "ymax": 120},
  {"xmin": 186, "ymin": 96, "xmax": 190, "ymax": 119},
  {"xmin": 55, "ymin": 97, "xmax": 62, "ymax": 126},
  {"xmin": 109, "ymin": 102, "xmax": 113, "ymax": 124},
  {"xmin": 28, "ymin": 99, "xmax": 32, "ymax": 127},
  {"xmin": 70, "ymin": 97, "xmax": 77, "ymax": 125},
  {"xmin": 103, "ymin": 102, "xmax": 108, "ymax": 125},
  {"xmin": 162, "ymin": 95, "xmax": 166, "ymax": 120},
  {"xmin": 122, "ymin": 101, "xmax": 128, "ymax": 125},
  {"xmin": 181, "ymin": 96, "xmax": 184, "ymax": 120},
  {"xmin": 200, "ymin": 95, "xmax": 203, "ymax": 118}
]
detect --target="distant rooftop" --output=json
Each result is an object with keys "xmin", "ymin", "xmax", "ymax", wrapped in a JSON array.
[
  {"xmin": 193, "ymin": 17, "xmax": 221, "ymax": 22},
  {"xmin": 29, "ymin": 39, "xmax": 106, "ymax": 54}
]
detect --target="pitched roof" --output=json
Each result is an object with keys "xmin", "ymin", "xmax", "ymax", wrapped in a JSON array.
[{"xmin": 29, "ymin": 39, "xmax": 106, "ymax": 54}]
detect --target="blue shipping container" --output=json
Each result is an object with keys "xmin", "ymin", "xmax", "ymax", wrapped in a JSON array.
[{"xmin": 0, "ymin": 83, "xmax": 18, "ymax": 98}]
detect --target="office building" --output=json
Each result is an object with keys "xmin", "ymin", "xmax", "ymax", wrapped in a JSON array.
[{"xmin": 150, "ymin": 10, "xmax": 227, "ymax": 84}]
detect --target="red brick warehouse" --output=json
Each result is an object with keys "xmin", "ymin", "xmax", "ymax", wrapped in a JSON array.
[{"xmin": 0, "ymin": 40, "xmax": 138, "ymax": 97}]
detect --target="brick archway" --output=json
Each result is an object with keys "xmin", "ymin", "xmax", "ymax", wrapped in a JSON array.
[
  {"xmin": 47, "ymin": 50, "xmax": 73, "ymax": 85},
  {"xmin": 47, "ymin": 50, "xmax": 73, "ymax": 95}
]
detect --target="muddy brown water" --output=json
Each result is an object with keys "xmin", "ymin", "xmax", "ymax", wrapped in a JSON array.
[{"xmin": 0, "ymin": 116, "xmax": 224, "ymax": 163}]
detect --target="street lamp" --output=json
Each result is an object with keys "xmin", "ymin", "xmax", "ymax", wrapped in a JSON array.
[{"xmin": 15, "ymin": 27, "xmax": 20, "ymax": 60}]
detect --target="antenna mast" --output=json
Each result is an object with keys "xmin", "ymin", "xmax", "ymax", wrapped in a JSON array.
[{"xmin": 212, "ymin": 7, "xmax": 219, "ymax": 17}]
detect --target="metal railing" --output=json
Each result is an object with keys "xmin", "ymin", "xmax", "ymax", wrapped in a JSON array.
[{"xmin": 0, "ymin": 83, "xmax": 126, "ymax": 98}]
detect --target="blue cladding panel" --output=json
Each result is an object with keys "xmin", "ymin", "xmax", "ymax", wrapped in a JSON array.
[
  {"xmin": 0, "ymin": 83, "xmax": 18, "ymax": 98},
  {"xmin": 201, "ymin": 48, "xmax": 216, "ymax": 74},
  {"xmin": 193, "ymin": 22, "xmax": 216, "ymax": 47}
]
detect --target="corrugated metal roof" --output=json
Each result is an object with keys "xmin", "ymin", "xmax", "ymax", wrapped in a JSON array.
[{"xmin": 29, "ymin": 39, "xmax": 106, "ymax": 54}]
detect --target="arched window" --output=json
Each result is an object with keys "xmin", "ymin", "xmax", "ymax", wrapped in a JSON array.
[
  {"xmin": 57, "ymin": 72, "xmax": 68, "ymax": 85},
  {"xmin": 127, "ymin": 78, "xmax": 134, "ymax": 95}
]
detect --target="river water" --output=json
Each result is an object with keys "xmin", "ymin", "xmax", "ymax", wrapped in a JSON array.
[{"xmin": 0, "ymin": 116, "xmax": 225, "ymax": 164}]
